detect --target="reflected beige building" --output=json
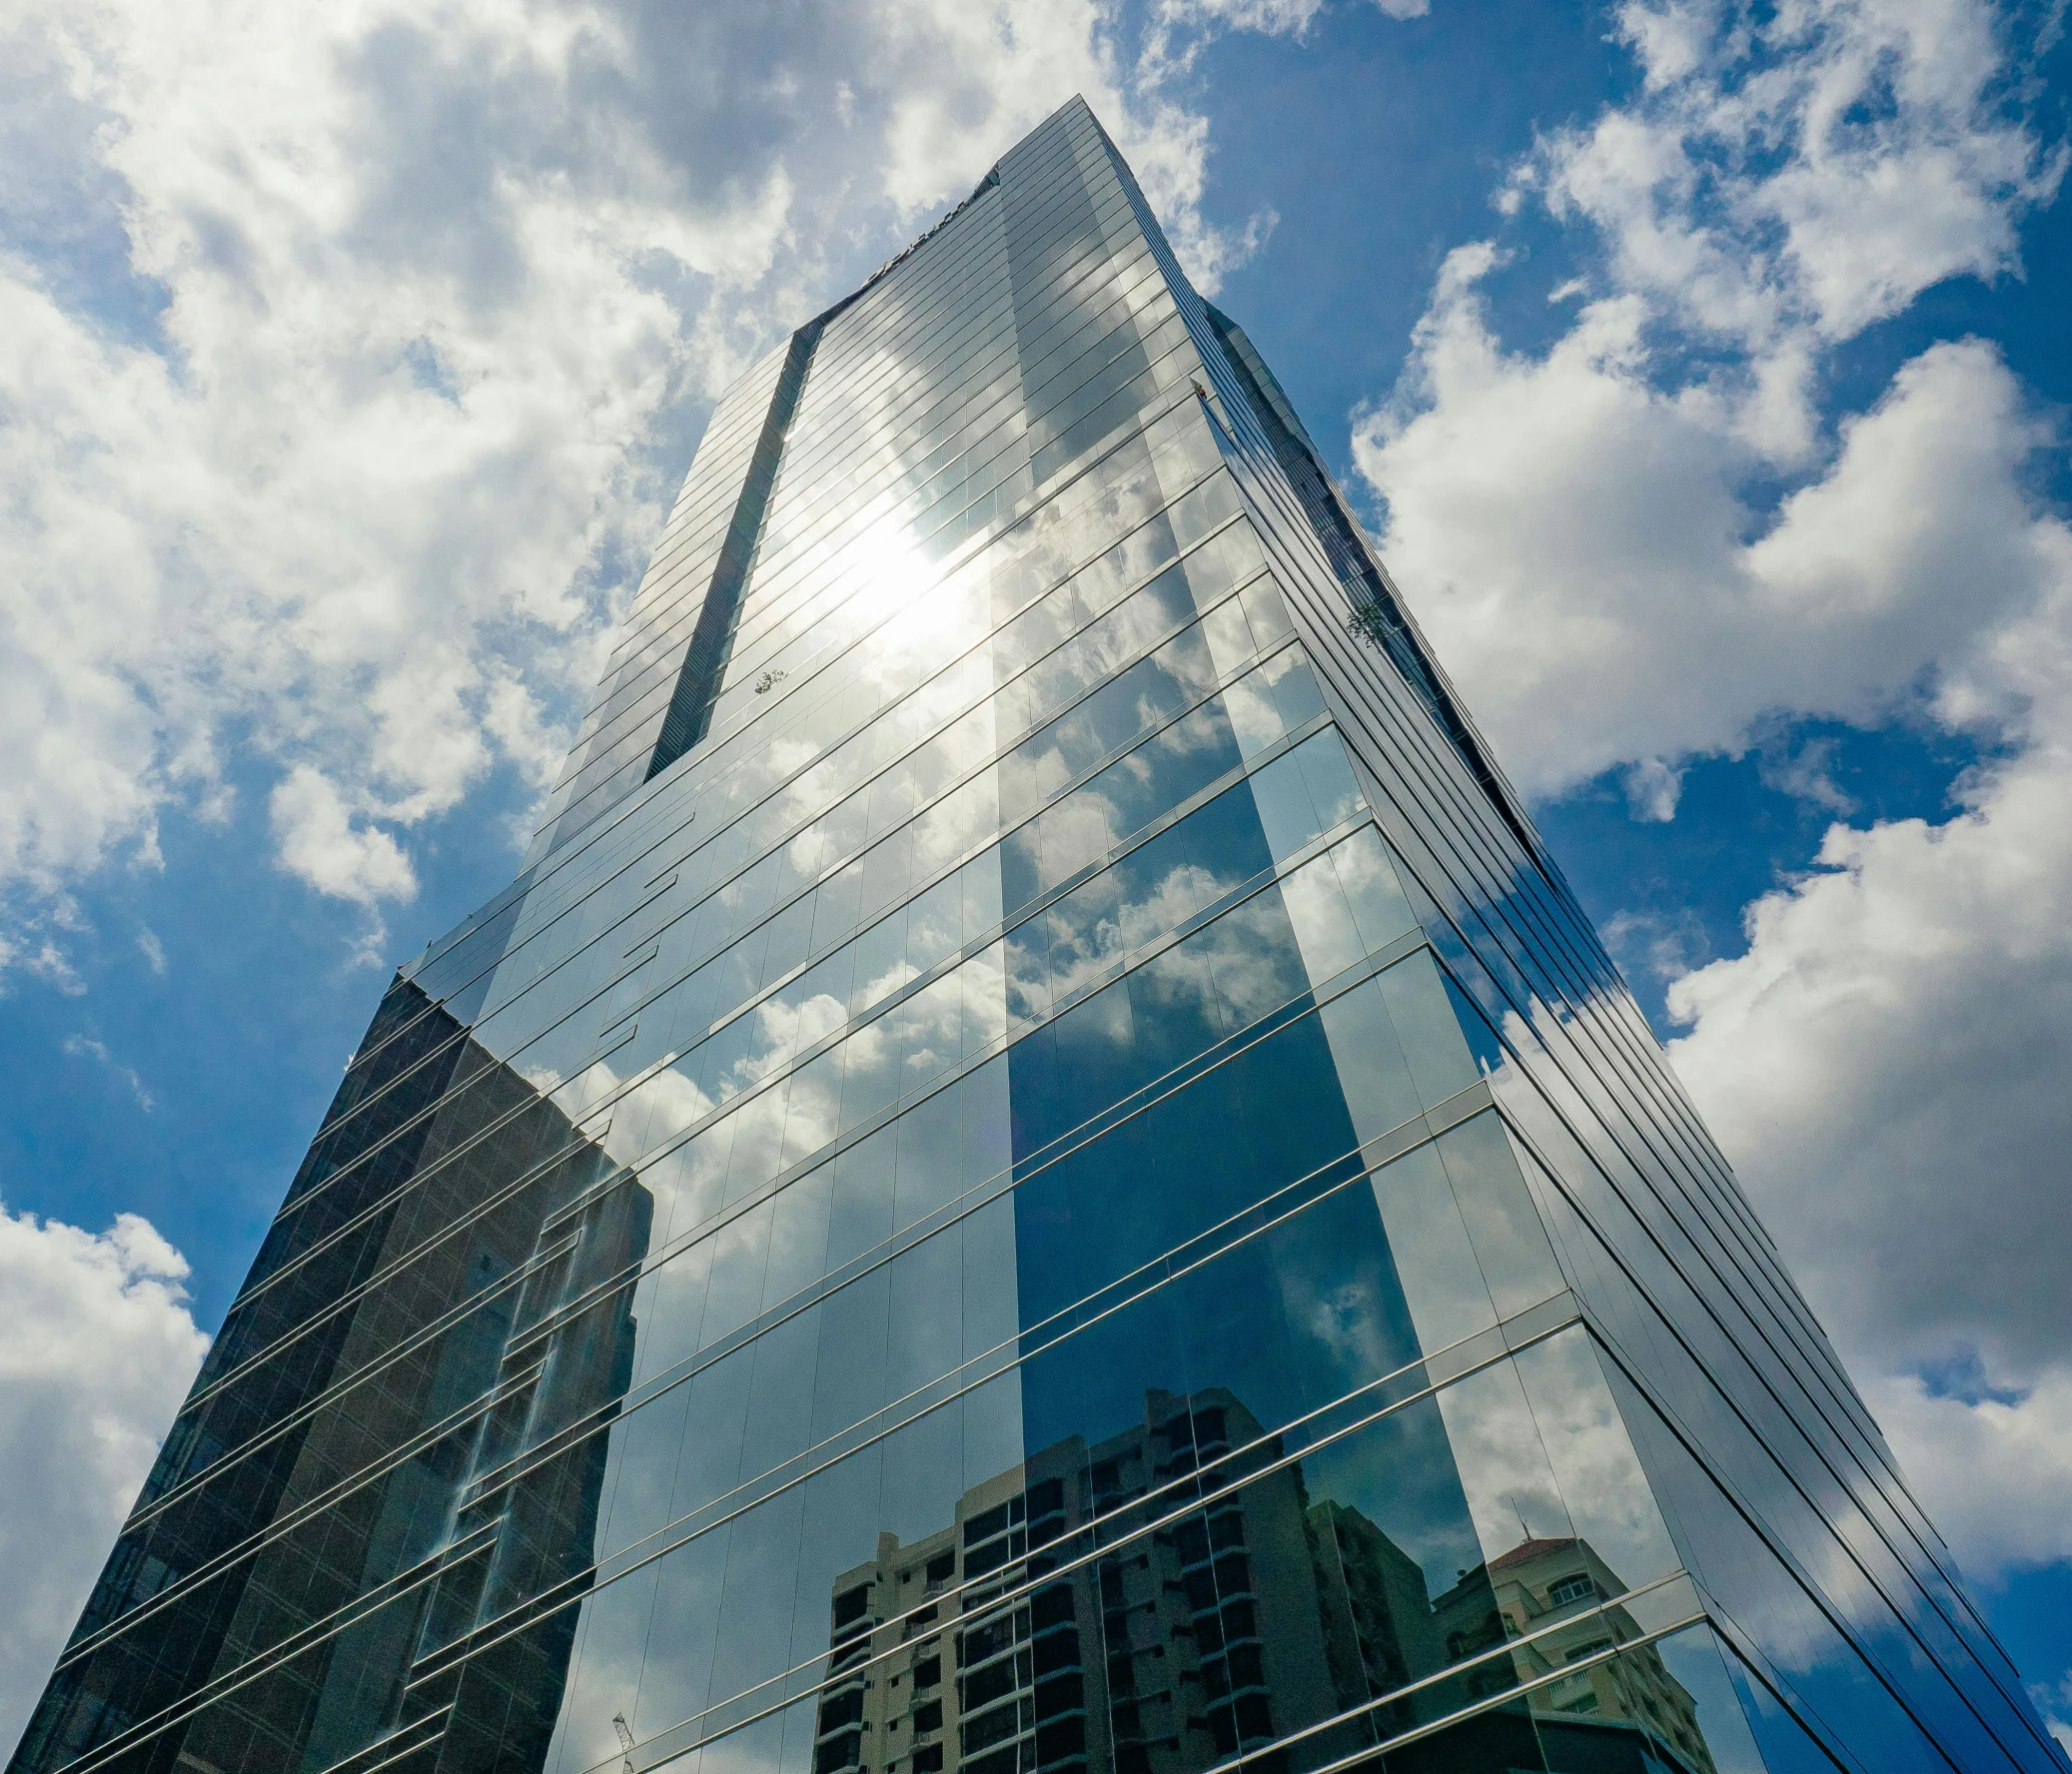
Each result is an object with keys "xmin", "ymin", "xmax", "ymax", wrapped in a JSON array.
[{"xmin": 1435, "ymin": 1538, "xmax": 1713, "ymax": 1774}]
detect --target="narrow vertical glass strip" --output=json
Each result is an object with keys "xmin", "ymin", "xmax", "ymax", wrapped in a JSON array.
[{"xmin": 648, "ymin": 320, "xmax": 828, "ymax": 780}]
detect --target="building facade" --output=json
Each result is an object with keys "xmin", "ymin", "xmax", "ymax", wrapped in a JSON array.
[{"xmin": 11, "ymin": 96, "xmax": 2064, "ymax": 1774}]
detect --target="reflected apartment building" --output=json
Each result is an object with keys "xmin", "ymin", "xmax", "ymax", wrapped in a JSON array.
[
  {"xmin": 817, "ymin": 1390, "xmax": 1717, "ymax": 1774},
  {"xmin": 13, "ymin": 95, "xmax": 2066, "ymax": 1774}
]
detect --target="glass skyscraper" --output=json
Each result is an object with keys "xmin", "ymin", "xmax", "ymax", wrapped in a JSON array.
[{"xmin": 14, "ymin": 97, "xmax": 2063, "ymax": 1774}]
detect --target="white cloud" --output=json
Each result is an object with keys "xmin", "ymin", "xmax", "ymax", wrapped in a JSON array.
[
  {"xmin": 1859, "ymin": 1369, "xmax": 2072, "ymax": 1578},
  {"xmin": 1621, "ymin": 756, "xmax": 1684, "ymax": 822},
  {"xmin": 1139, "ymin": 0, "xmax": 1431, "ymax": 64},
  {"xmin": 1347, "ymin": 0, "xmax": 2072, "ymax": 1603},
  {"xmin": 0, "ymin": 0, "xmax": 1274, "ymax": 973},
  {"xmin": 1602, "ymin": 902, "xmax": 1713, "ymax": 989},
  {"xmin": 877, "ymin": 0, "xmax": 1152, "ymax": 219},
  {"xmin": 17, "ymin": 938, "xmax": 87, "ymax": 998},
  {"xmin": 1130, "ymin": 0, "xmax": 1423, "ymax": 262},
  {"xmin": 1359, "ymin": 262, "xmax": 2060, "ymax": 796},
  {"xmin": 269, "ymin": 766, "xmax": 419, "ymax": 909},
  {"xmin": 1534, "ymin": 0, "xmax": 2062, "ymax": 364},
  {"xmin": 0, "ymin": 1205, "xmax": 209, "ymax": 1752},
  {"xmin": 1135, "ymin": 0, "xmax": 1328, "ymax": 94},
  {"xmin": 0, "ymin": 8, "xmax": 1298, "ymax": 1727}
]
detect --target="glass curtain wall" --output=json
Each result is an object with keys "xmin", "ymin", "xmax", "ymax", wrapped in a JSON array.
[{"xmin": 12, "ymin": 95, "xmax": 2063, "ymax": 1774}]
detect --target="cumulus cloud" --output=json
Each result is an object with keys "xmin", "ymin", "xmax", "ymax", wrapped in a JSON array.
[
  {"xmin": 0, "ymin": 0, "xmax": 1288, "ymax": 975},
  {"xmin": 0, "ymin": 1206, "xmax": 209, "ymax": 1751},
  {"xmin": 269, "ymin": 766, "xmax": 418, "ymax": 909},
  {"xmin": 1357, "ymin": 0, "xmax": 2062, "ymax": 798},
  {"xmin": 1530, "ymin": 0, "xmax": 2062, "ymax": 367},
  {"xmin": 1361, "ymin": 276, "xmax": 2058, "ymax": 795},
  {"xmin": 1859, "ymin": 1368, "xmax": 2072, "ymax": 1578}
]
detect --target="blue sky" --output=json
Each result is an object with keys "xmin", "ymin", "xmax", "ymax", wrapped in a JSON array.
[{"xmin": 1, "ymin": 0, "xmax": 2068, "ymax": 1748}]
